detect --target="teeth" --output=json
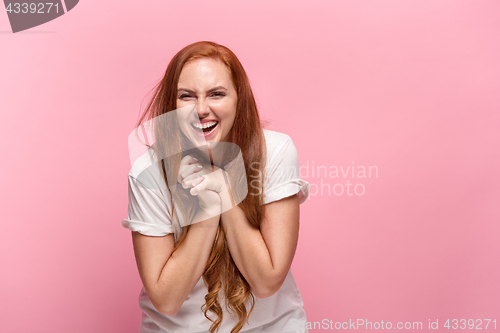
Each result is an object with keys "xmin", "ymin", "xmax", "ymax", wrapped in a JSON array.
[{"xmin": 193, "ymin": 121, "xmax": 217, "ymax": 129}]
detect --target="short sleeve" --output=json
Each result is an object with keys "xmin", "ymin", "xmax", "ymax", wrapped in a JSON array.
[
  {"xmin": 263, "ymin": 137, "xmax": 310, "ymax": 205},
  {"xmin": 121, "ymin": 174, "xmax": 174, "ymax": 236}
]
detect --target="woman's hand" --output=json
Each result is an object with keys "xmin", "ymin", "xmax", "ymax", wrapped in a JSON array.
[{"xmin": 177, "ymin": 155, "xmax": 229, "ymax": 215}]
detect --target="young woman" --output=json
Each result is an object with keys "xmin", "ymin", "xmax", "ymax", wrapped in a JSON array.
[{"xmin": 122, "ymin": 41, "xmax": 310, "ymax": 333}]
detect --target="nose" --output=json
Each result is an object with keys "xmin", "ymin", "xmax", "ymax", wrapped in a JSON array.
[{"xmin": 196, "ymin": 98, "xmax": 210, "ymax": 119}]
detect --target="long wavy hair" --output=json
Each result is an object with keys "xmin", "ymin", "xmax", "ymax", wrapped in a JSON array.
[{"xmin": 136, "ymin": 41, "xmax": 267, "ymax": 333}]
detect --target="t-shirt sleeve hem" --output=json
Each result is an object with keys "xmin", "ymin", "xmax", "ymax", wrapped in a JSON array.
[
  {"xmin": 263, "ymin": 179, "xmax": 310, "ymax": 205},
  {"xmin": 121, "ymin": 219, "xmax": 174, "ymax": 237}
]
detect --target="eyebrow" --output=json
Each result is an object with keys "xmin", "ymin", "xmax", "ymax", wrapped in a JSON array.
[{"xmin": 177, "ymin": 86, "xmax": 228, "ymax": 94}]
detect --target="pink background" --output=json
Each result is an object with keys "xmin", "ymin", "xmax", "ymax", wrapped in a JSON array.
[{"xmin": 1, "ymin": 1, "xmax": 499, "ymax": 332}]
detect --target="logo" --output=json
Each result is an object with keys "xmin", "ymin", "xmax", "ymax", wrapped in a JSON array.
[
  {"xmin": 128, "ymin": 105, "xmax": 249, "ymax": 227},
  {"xmin": 3, "ymin": 0, "xmax": 79, "ymax": 33}
]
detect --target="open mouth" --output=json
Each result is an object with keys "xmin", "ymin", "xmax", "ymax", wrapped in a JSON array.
[{"xmin": 191, "ymin": 121, "xmax": 219, "ymax": 134}]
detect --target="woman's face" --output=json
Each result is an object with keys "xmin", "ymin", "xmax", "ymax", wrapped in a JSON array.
[{"xmin": 176, "ymin": 58, "xmax": 237, "ymax": 147}]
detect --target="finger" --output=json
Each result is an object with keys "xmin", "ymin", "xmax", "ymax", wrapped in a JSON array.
[
  {"xmin": 181, "ymin": 164, "xmax": 203, "ymax": 180},
  {"xmin": 190, "ymin": 175, "xmax": 209, "ymax": 195},
  {"xmin": 177, "ymin": 164, "xmax": 203, "ymax": 184},
  {"xmin": 181, "ymin": 179, "xmax": 191, "ymax": 189},
  {"xmin": 188, "ymin": 175, "xmax": 205, "ymax": 188},
  {"xmin": 182, "ymin": 173, "xmax": 204, "ymax": 189},
  {"xmin": 179, "ymin": 155, "xmax": 199, "ymax": 168},
  {"xmin": 183, "ymin": 170, "xmax": 205, "ymax": 183},
  {"xmin": 178, "ymin": 155, "xmax": 198, "ymax": 183}
]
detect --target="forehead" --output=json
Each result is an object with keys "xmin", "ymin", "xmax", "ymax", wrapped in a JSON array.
[{"xmin": 178, "ymin": 58, "xmax": 233, "ymax": 88}]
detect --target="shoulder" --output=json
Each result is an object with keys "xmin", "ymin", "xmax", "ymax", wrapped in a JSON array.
[
  {"xmin": 261, "ymin": 130, "xmax": 310, "ymax": 204},
  {"xmin": 263, "ymin": 129, "xmax": 293, "ymax": 147},
  {"xmin": 263, "ymin": 129, "xmax": 295, "ymax": 159},
  {"xmin": 127, "ymin": 147, "xmax": 169, "ymax": 195},
  {"xmin": 263, "ymin": 129, "xmax": 298, "ymax": 164},
  {"xmin": 128, "ymin": 147, "xmax": 158, "ymax": 178}
]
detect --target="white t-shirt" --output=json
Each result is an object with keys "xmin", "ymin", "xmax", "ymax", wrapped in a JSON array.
[{"xmin": 122, "ymin": 129, "xmax": 310, "ymax": 333}]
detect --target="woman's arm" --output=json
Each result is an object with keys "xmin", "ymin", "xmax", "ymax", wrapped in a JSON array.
[
  {"xmin": 220, "ymin": 193, "xmax": 300, "ymax": 298},
  {"xmin": 131, "ymin": 155, "xmax": 225, "ymax": 316},
  {"xmin": 132, "ymin": 208, "xmax": 220, "ymax": 316}
]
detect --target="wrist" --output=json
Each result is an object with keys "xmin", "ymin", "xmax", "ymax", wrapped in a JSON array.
[
  {"xmin": 219, "ymin": 184, "xmax": 234, "ymax": 213},
  {"xmin": 193, "ymin": 204, "xmax": 221, "ymax": 224}
]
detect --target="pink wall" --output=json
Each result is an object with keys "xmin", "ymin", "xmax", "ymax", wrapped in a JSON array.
[{"xmin": 1, "ymin": 1, "xmax": 499, "ymax": 332}]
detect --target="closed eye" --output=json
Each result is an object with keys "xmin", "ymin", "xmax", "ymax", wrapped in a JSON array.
[
  {"xmin": 211, "ymin": 92, "xmax": 226, "ymax": 97},
  {"xmin": 178, "ymin": 94, "xmax": 193, "ymax": 100}
]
